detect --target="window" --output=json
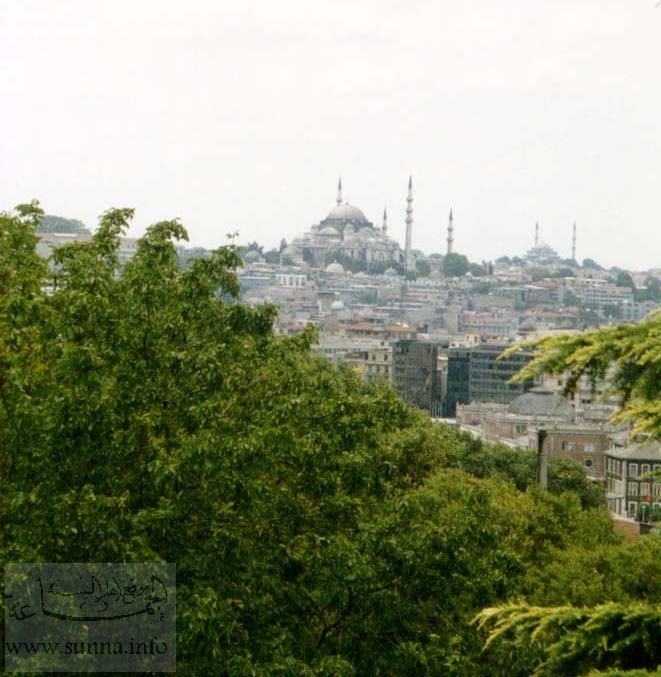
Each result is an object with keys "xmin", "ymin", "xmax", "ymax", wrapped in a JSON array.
[
  {"xmin": 642, "ymin": 464, "xmax": 651, "ymax": 475},
  {"xmin": 629, "ymin": 463, "xmax": 639, "ymax": 478},
  {"xmin": 561, "ymin": 441, "xmax": 575, "ymax": 451},
  {"xmin": 584, "ymin": 459, "xmax": 593, "ymax": 468},
  {"xmin": 583, "ymin": 442, "xmax": 596, "ymax": 453}
]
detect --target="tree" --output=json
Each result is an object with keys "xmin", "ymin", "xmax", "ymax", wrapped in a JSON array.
[
  {"xmin": 582, "ymin": 258, "xmax": 602, "ymax": 270},
  {"xmin": 468, "ymin": 262, "xmax": 487, "ymax": 277},
  {"xmin": 4, "ymin": 203, "xmax": 521, "ymax": 673},
  {"xmin": 603, "ymin": 303, "xmax": 622, "ymax": 320},
  {"xmin": 37, "ymin": 213, "xmax": 90, "ymax": 234},
  {"xmin": 476, "ymin": 603, "xmax": 661, "ymax": 676},
  {"xmin": 528, "ymin": 266, "xmax": 551, "ymax": 281},
  {"xmin": 415, "ymin": 258, "xmax": 431, "ymax": 278},
  {"xmin": 442, "ymin": 252, "xmax": 469, "ymax": 277},
  {"xmin": 616, "ymin": 271, "xmax": 636, "ymax": 290},
  {"xmin": 505, "ymin": 309, "xmax": 661, "ymax": 437},
  {"xmin": 554, "ymin": 267, "xmax": 576, "ymax": 278}
]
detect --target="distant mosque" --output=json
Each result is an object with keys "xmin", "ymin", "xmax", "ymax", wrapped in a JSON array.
[
  {"xmin": 285, "ymin": 177, "xmax": 415, "ymax": 270},
  {"xmin": 526, "ymin": 222, "xmax": 560, "ymax": 263}
]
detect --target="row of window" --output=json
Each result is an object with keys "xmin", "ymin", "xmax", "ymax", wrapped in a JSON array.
[{"xmin": 606, "ymin": 459, "xmax": 661, "ymax": 477}]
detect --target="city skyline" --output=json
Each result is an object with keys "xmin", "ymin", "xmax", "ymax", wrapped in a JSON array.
[{"xmin": 4, "ymin": 0, "xmax": 661, "ymax": 270}]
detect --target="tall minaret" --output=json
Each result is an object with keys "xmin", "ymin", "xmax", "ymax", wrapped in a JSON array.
[
  {"xmin": 336, "ymin": 177, "xmax": 343, "ymax": 206},
  {"xmin": 447, "ymin": 208, "xmax": 454, "ymax": 255},
  {"xmin": 572, "ymin": 222, "xmax": 577, "ymax": 261},
  {"xmin": 382, "ymin": 206, "xmax": 388, "ymax": 235},
  {"xmin": 535, "ymin": 221, "xmax": 539, "ymax": 246},
  {"xmin": 405, "ymin": 175, "xmax": 413, "ymax": 272}
]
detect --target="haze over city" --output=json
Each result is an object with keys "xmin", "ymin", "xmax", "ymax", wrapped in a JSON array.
[{"xmin": 4, "ymin": 0, "xmax": 661, "ymax": 270}]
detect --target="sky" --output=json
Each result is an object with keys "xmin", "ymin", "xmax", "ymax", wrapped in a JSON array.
[{"xmin": 3, "ymin": 0, "xmax": 661, "ymax": 271}]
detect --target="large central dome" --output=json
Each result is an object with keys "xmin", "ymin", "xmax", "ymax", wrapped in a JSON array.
[{"xmin": 325, "ymin": 203, "xmax": 369, "ymax": 223}]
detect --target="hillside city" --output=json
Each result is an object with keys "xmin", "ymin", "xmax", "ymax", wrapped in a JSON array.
[{"xmin": 36, "ymin": 185, "xmax": 661, "ymax": 529}]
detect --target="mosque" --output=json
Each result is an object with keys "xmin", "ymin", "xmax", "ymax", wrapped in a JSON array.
[{"xmin": 284, "ymin": 178, "xmax": 414, "ymax": 270}]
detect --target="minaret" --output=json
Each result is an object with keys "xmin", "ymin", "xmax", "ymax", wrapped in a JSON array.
[
  {"xmin": 336, "ymin": 177, "xmax": 343, "ymax": 206},
  {"xmin": 382, "ymin": 206, "xmax": 388, "ymax": 235},
  {"xmin": 535, "ymin": 221, "xmax": 539, "ymax": 246},
  {"xmin": 572, "ymin": 222, "xmax": 577, "ymax": 261},
  {"xmin": 405, "ymin": 175, "xmax": 413, "ymax": 272},
  {"xmin": 447, "ymin": 208, "xmax": 454, "ymax": 255}
]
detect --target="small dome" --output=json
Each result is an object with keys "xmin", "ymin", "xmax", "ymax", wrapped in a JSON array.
[
  {"xmin": 330, "ymin": 299, "xmax": 346, "ymax": 310},
  {"xmin": 384, "ymin": 267, "xmax": 399, "ymax": 277},
  {"xmin": 507, "ymin": 388, "xmax": 572, "ymax": 419},
  {"xmin": 282, "ymin": 245, "xmax": 299, "ymax": 256},
  {"xmin": 325, "ymin": 262, "xmax": 345, "ymax": 274},
  {"xmin": 244, "ymin": 250, "xmax": 262, "ymax": 261},
  {"xmin": 326, "ymin": 203, "xmax": 368, "ymax": 223},
  {"xmin": 319, "ymin": 226, "xmax": 340, "ymax": 236}
]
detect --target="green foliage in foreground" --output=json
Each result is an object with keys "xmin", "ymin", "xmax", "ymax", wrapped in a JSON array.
[
  {"xmin": 476, "ymin": 602, "xmax": 661, "ymax": 677},
  {"xmin": 1, "ymin": 201, "xmax": 660, "ymax": 675},
  {"xmin": 503, "ymin": 309, "xmax": 661, "ymax": 437}
]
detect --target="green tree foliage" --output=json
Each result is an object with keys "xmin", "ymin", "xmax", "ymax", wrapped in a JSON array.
[
  {"xmin": 468, "ymin": 262, "xmax": 487, "ymax": 277},
  {"xmin": 0, "ymin": 202, "xmax": 525, "ymax": 673},
  {"xmin": 528, "ymin": 266, "xmax": 552, "ymax": 281},
  {"xmin": 442, "ymin": 252, "xmax": 469, "ymax": 277},
  {"xmin": 582, "ymin": 258, "xmax": 603, "ymax": 270},
  {"xmin": 504, "ymin": 310, "xmax": 661, "ymax": 437},
  {"xmin": 616, "ymin": 271, "xmax": 636, "ymax": 290},
  {"xmin": 415, "ymin": 258, "xmax": 431, "ymax": 277},
  {"xmin": 36, "ymin": 213, "xmax": 90, "ymax": 234},
  {"xmin": 476, "ymin": 602, "xmax": 661, "ymax": 677}
]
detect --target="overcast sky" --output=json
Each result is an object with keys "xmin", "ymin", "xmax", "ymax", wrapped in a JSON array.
[{"xmin": 3, "ymin": 0, "xmax": 661, "ymax": 270}]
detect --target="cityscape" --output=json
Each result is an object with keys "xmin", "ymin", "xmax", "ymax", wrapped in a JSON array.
[
  {"xmin": 5, "ymin": 1, "xmax": 661, "ymax": 674},
  {"xmin": 35, "ymin": 175, "xmax": 661, "ymax": 525}
]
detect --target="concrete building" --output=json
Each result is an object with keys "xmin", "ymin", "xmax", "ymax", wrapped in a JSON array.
[
  {"xmin": 606, "ymin": 441, "xmax": 661, "ymax": 519},
  {"xmin": 457, "ymin": 388, "xmax": 612, "ymax": 479},
  {"xmin": 392, "ymin": 340, "xmax": 443, "ymax": 417}
]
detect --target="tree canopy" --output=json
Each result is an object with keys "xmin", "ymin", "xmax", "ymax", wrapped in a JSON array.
[
  {"xmin": 36, "ymin": 213, "xmax": 90, "ymax": 234},
  {"xmin": 442, "ymin": 252, "xmax": 469, "ymax": 277}
]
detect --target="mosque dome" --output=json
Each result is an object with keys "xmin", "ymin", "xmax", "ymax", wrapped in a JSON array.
[
  {"xmin": 507, "ymin": 388, "xmax": 573, "ymax": 419},
  {"xmin": 384, "ymin": 267, "xmax": 400, "ymax": 277},
  {"xmin": 325, "ymin": 262, "xmax": 345, "ymax": 274},
  {"xmin": 325, "ymin": 203, "xmax": 369, "ymax": 223},
  {"xmin": 330, "ymin": 299, "xmax": 346, "ymax": 311},
  {"xmin": 319, "ymin": 226, "xmax": 340, "ymax": 236}
]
